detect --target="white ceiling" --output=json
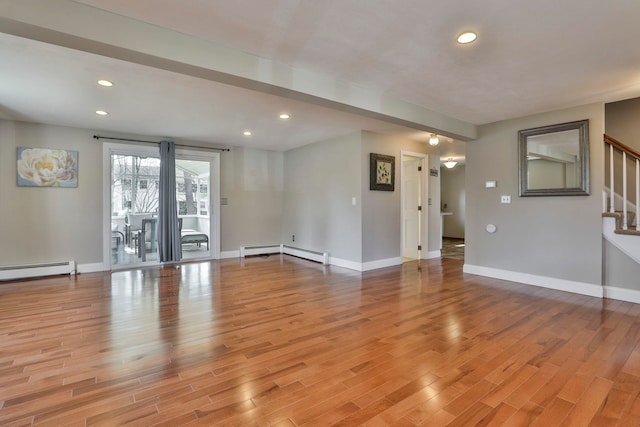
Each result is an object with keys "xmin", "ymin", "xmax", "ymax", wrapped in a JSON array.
[
  {"xmin": 0, "ymin": 31, "xmax": 419, "ymax": 152},
  {"xmin": 2, "ymin": 0, "xmax": 640, "ymax": 163}
]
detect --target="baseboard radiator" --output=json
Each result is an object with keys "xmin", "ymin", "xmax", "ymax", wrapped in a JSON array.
[
  {"xmin": 240, "ymin": 245, "xmax": 329, "ymax": 265},
  {"xmin": 0, "ymin": 260, "xmax": 75, "ymax": 281}
]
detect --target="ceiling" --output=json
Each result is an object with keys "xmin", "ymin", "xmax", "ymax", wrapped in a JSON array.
[{"xmin": 2, "ymin": 0, "xmax": 640, "ymax": 165}]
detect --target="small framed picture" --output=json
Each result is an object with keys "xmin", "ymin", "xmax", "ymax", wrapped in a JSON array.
[{"xmin": 370, "ymin": 153, "xmax": 395, "ymax": 191}]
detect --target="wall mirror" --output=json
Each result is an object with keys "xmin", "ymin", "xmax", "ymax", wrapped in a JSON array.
[{"xmin": 518, "ymin": 119, "xmax": 590, "ymax": 196}]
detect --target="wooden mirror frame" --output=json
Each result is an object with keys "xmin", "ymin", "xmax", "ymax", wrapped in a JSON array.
[{"xmin": 518, "ymin": 119, "xmax": 590, "ymax": 197}]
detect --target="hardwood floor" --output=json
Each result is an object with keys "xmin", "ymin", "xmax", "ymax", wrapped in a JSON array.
[
  {"xmin": 1, "ymin": 256, "xmax": 640, "ymax": 426},
  {"xmin": 441, "ymin": 238, "xmax": 465, "ymax": 261}
]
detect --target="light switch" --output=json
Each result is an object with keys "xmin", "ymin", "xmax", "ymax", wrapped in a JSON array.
[
  {"xmin": 501, "ymin": 195, "xmax": 511, "ymax": 204},
  {"xmin": 485, "ymin": 181, "xmax": 497, "ymax": 188},
  {"xmin": 352, "ymin": 197, "xmax": 357, "ymax": 206}
]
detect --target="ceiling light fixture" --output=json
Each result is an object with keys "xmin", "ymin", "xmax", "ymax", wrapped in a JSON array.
[
  {"xmin": 444, "ymin": 158, "xmax": 458, "ymax": 169},
  {"xmin": 429, "ymin": 133, "xmax": 440, "ymax": 146},
  {"xmin": 279, "ymin": 113, "xmax": 290, "ymax": 120},
  {"xmin": 243, "ymin": 130, "xmax": 252, "ymax": 136},
  {"xmin": 97, "ymin": 79, "xmax": 113, "ymax": 87},
  {"xmin": 95, "ymin": 110, "xmax": 108, "ymax": 116},
  {"xmin": 457, "ymin": 31, "xmax": 477, "ymax": 44}
]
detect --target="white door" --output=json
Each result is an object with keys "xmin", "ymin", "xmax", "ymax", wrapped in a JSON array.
[{"xmin": 403, "ymin": 157, "xmax": 421, "ymax": 259}]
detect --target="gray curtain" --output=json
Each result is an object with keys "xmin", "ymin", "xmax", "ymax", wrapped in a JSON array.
[{"xmin": 158, "ymin": 140, "xmax": 182, "ymax": 262}]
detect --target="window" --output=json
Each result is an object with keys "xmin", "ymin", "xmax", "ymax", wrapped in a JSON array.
[{"xmin": 198, "ymin": 177, "xmax": 208, "ymax": 216}]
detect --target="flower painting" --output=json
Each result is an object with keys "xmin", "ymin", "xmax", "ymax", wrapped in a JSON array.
[
  {"xmin": 377, "ymin": 161, "xmax": 392, "ymax": 184},
  {"xmin": 17, "ymin": 147, "xmax": 78, "ymax": 188}
]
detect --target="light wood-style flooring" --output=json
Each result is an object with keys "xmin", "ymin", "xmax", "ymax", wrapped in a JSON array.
[{"xmin": 1, "ymin": 256, "xmax": 640, "ymax": 426}]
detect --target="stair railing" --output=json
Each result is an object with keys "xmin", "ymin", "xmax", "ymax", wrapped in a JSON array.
[{"xmin": 604, "ymin": 134, "xmax": 640, "ymax": 230}]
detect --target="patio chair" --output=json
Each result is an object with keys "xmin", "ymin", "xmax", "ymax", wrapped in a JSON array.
[
  {"xmin": 137, "ymin": 217, "xmax": 158, "ymax": 261},
  {"xmin": 125, "ymin": 213, "xmax": 153, "ymax": 248}
]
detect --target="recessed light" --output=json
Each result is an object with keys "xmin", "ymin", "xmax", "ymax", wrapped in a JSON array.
[
  {"xmin": 96, "ymin": 110, "xmax": 108, "ymax": 116},
  {"xmin": 279, "ymin": 113, "xmax": 290, "ymax": 120},
  {"xmin": 243, "ymin": 130, "xmax": 252, "ymax": 136},
  {"xmin": 97, "ymin": 79, "xmax": 113, "ymax": 87},
  {"xmin": 457, "ymin": 31, "xmax": 477, "ymax": 44}
]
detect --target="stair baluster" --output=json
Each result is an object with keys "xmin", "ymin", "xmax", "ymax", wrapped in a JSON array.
[
  {"xmin": 623, "ymin": 151, "xmax": 628, "ymax": 230},
  {"xmin": 610, "ymin": 143, "xmax": 615, "ymax": 213},
  {"xmin": 637, "ymin": 158, "xmax": 639, "ymax": 231}
]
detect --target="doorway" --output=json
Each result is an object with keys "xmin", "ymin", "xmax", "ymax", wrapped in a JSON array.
[
  {"xmin": 109, "ymin": 151, "xmax": 161, "ymax": 266},
  {"xmin": 440, "ymin": 162, "xmax": 466, "ymax": 260},
  {"xmin": 401, "ymin": 152, "xmax": 427, "ymax": 262},
  {"xmin": 103, "ymin": 143, "xmax": 220, "ymax": 269}
]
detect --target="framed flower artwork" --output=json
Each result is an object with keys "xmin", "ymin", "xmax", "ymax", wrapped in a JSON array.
[
  {"xmin": 370, "ymin": 153, "xmax": 395, "ymax": 191},
  {"xmin": 16, "ymin": 147, "xmax": 78, "ymax": 188}
]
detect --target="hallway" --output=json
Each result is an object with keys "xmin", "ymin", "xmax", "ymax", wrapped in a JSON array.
[{"xmin": 442, "ymin": 237, "xmax": 465, "ymax": 260}]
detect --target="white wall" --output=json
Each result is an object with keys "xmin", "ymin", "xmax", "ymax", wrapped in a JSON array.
[
  {"xmin": 0, "ymin": 120, "xmax": 103, "ymax": 265},
  {"xmin": 282, "ymin": 132, "xmax": 363, "ymax": 262},
  {"xmin": 605, "ymin": 97, "xmax": 640, "ymax": 148},
  {"xmin": 282, "ymin": 131, "xmax": 441, "ymax": 267},
  {"xmin": 0, "ymin": 119, "xmax": 287, "ymax": 268},
  {"xmin": 465, "ymin": 103, "xmax": 604, "ymax": 286},
  {"xmin": 361, "ymin": 131, "xmax": 440, "ymax": 262},
  {"xmin": 220, "ymin": 147, "xmax": 283, "ymax": 251},
  {"xmin": 603, "ymin": 239, "xmax": 640, "ymax": 291},
  {"xmin": 0, "ymin": 120, "xmax": 444, "ymax": 272}
]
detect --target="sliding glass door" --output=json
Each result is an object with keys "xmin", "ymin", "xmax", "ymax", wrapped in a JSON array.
[
  {"xmin": 175, "ymin": 158, "xmax": 211, "ymax": 261},
  {"xmin": 110, "ymin": 152, "xmax": 161, "ymax": 266},
  {"xmin": 104, "ymin": 143, "xmax": 220, "ymax": 270}
]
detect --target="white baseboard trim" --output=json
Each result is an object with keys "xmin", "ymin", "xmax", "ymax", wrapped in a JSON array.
[
  {"xmin": 326, "ymin": 256, "xmax": 402, "ymax": 272},
  {"xmin": 361, "ymin": 257, "xmax": 403, "ymax": 272},
  {"xmin": 240, "ymin": 245, "xmax": 282, "ymax": 257},
  {"xmin": 77, "ymin": 262, "xmax": 107, "ymax": 274},
  {"xmin": 228, "ymin": 245, "xmax": 404, "ymax": 273},
  {"xmin": 0, "ymin": 260, "xmax": 76, "ymax": 281},
  {"xmin": 282, "ymin": 246, "xmax": 328, "ymax": 264},
  {"xmin": 424, "ymin": 250, "xmax": 441, "ymax": 259},
  {"xmin": 463, "ymin": 264, "xmax": 604, "ymax": 298},
  {"xmin": 219, "ymin": 250, "xmax": 240, "ymax": 259},
  {"xmin": 237, "ymin": 244, "xmax": 329, "ymax": 265},
  {"xmin": 604, "ymin": 286, "xmax": 640, "ymax": 304},
  {"xmin": 329, "ymin": 257, "xmax": 364, "ymax": 271}
]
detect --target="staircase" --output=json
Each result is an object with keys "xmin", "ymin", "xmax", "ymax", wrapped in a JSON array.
[
  {"xmin": 603, "ymin": 212, "xmax": 640, "ymax": 264},
  {"xmin": 601, "ymin": 135, "xmax": 640, "ymax": 303},
  {"xmin": 603, "ymin": 134, "xmax": 640, "ymax": 264},
  {"xmin": 604, "ymin": 135, "xmax": 640, "ymax": 229}
]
